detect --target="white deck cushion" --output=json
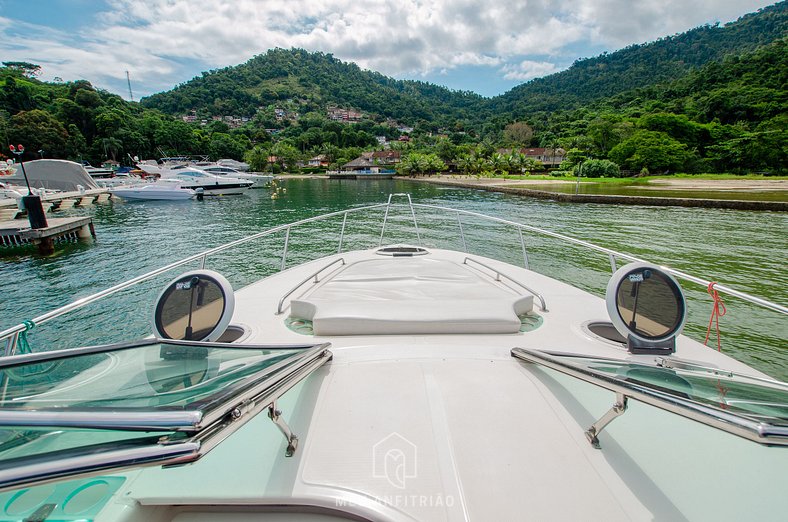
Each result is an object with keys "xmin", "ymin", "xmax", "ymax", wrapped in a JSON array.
[{"xmin": 291, "ymin": 257, "xmax": 533, "ymax": 335}]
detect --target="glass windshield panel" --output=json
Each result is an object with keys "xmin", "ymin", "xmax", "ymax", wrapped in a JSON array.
[
  {"xmin": 0, "ymin": 341, "xmax": 326, "ymax": 492},
  {"xmin": 0, "ymin": 427, "xmax": 181, "ymax": 468},
  {"xmin": 0, "ymin": 342, "xmax": 306, "ymax": 416},
  {"xmin": 577, "ymin": 357, "xmax": 788, "ymax": 425},
  {"xmin": 615, "ymin": 269, "xmax": 682, "ymax": 339}
]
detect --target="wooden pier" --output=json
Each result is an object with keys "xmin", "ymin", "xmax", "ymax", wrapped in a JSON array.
[
  {"xmin": 0, "ymin": 217, "xmax": 96, "ymax": 254},
  {"xmin": 0, "ymin": 188, "xmax": 111, "ymax": 210},
  {"xmin": 327, "ymin": 171, "xmax": 396, "ymax": 180}
]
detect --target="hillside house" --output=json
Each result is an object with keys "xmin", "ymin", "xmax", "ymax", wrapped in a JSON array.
[
  {"xmin": 342, "ymin": 150, "xmax": 401, "ymax": 172},
  {"xmin": 521, "ymin": 148, "xmax": 566, "ymax": 168},
  {"xmin": 327, "ymin": 106, "xmax": 363, "ymax": 122},
  {"xmin": 308, "ymin": 155, "xmax": 330, "ymax": 168}
]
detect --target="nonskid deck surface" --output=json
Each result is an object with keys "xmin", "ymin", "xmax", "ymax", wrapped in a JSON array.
[{"xmin": 3, "ymin": 246, "xmax": 786, "ymax": 521}]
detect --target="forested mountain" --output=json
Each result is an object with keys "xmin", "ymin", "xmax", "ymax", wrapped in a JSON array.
[
  {"xmin": 142, "ymin": 1, "xmax": 787, "ymax": 130},
  {"xmin": 1, "ymin": 2, "xmax": 785, "ymax": 173},
  {"xmin": 488, "ymin": 1, "xmax": 788, "ymax": 118},
  {"xmin": 141, "ymin": 49, "xmax": 483, "ymax": 130}
]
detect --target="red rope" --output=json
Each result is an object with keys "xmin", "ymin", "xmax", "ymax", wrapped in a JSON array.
[{"xmin": 704, "ymin": 282, "xmax": 727, "ymax": 351}]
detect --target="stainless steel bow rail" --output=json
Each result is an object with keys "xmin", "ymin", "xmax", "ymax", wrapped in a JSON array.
[
  {"xmin": 511, "ymin": 348, "xmax": 788, "ymax": 448},
  {"xmin": 463, "ymin": 256, "xmax": 548, "ymax": 311},
  {"xmin": 2, "ymin": 196, "xmax": 785, "ymax": 355}
]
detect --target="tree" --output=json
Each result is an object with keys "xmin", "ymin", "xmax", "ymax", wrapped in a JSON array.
[
  {"xmin": 560, "ymin": 148, "xmax": 588, "ymax": 171},
  {"xmin": 74, "ymin": 89, "xmax": 103, "ymax": 109},
  {"xmin": 99, "ymin": 136, "xmax": 123, "ymax": 161},
  {"xmin": 609, "ymin": 130, "xmax": 694, "ymax": 172},
  {"xmin": 576, "ymin": 159, "xmax": 622, "ymax": 178},
  {"xmin": 503, "ymin": 122, "xmax": 534, "ymax": 145},
  {"xmin": 2, "ymin": 62, "xmax": 41, "ymax": 77},
  {"xmin": 271, "ymin": 142, "xmax": 301, "ymax": 172},
  {"xmin": 8, "ymin": 109, "xmax": 69, "ymax": 159},
  {"xmin": 0, "ymin": 76, "xmax": 33, "ymax": 113},
  {"xmin": 208, "ymin": 133, "xmax": 245, "ymax": 161},
  {"xmin": 244, "ymin": 145, "xmax": 271, "ymax": 172}
]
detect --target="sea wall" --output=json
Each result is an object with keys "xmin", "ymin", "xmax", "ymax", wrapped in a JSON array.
[{"xmin": 406, "ymin": 178, "xmax": 788, "ymax": 211}]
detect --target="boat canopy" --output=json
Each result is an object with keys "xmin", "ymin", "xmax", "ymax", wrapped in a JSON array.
[
  {"xmin": 0, "ymin": 339, "xmax": 331, "ymax": 492},
  {"xmin": 4, "ymin": 159, "xmax": 99, "ymax": 191}
]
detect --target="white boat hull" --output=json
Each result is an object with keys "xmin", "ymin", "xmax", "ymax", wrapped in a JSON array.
[{"xmin": 110, "ymin": 186, "xmax": 195, "ymax": 200}]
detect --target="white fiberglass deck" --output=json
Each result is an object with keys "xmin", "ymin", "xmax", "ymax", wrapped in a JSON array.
[{"xmin": 2, "ymin": 244, "xmax": 786, "ymax": 522}]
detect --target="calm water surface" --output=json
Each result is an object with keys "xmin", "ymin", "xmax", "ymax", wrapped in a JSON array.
[
  {"xmin": 520, "ymin": 182, "xmax": 788, "ymax": 201},
  {"xmin": 1, "ymin": 179, "xmax": 786, "ymax": 379}
]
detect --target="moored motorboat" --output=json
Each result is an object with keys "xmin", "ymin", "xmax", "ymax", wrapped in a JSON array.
[
  {"xmin": 0, "ymin": 195, "xmax": 785, "ymax": 521},
  {"xmin": 159, "ymin": 167, "xmax": 254, "ymax": 195},
  {"xmin": 200, "ymin": 164, "xmax": 273, "ymax": 187},
  {"xmin": 110, "ymin": 179, "xmax": 196, "ymax": 200}
]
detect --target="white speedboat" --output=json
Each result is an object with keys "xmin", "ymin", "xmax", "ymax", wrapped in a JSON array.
[
  {"xmin": 0, "ymin": 181, "xmax": 25, "ymax": 199},
  {"xmin": 0, "ymin": 195, "xmax": 785, "ymax": 521},
  {"xmin": 160, "ymin": 168, "xmax": 254, "ymax": 195},
  {"xmin": 217, "ymin": 158, "xmax": 251, "ymax": 171},
  {"xmin": 0, "ymin": 160, "xmax": 16, "ymax": 177},
  {"xmin": 110, "ymin": 179, "xmax": 196, "ymax": 200},
  {"xmin": 200, "ymin": 164, "xmax": 273, "ymax": 187}
]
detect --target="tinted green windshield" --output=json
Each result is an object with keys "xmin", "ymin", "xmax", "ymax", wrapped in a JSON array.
[
  {"xmin": 511, "ymin": 348, "xmax": 788, "ymax": 446},
  {"xmin": 583, "ymin": 358, "xmax": 788, "ymax": 424},
  {"xmin": 0, "ymin": 341, "xmax": 302, "ymax": 427},
  {"xmin": 0, "ymin": 340, "xmax": 331, "ymax": 492}
]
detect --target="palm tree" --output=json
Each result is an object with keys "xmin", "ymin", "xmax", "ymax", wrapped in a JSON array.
[
  {"xmin": 100, "ymin": 137, "xmax": 123, "ymax": 161},
  {"xmin": 490, "ymin": 153, "xmax": 508, "ymax": 176},
  {"xmin": 320, "ymin": 143, "xmax": 339, "ymax": 164},
  {"xmin": 426, "ymin": 154, "xmax": 446, "ymax": 175}
]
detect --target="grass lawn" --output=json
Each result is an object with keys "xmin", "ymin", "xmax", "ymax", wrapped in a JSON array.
[{"xmin": 497, "ymin": 173, "xmax": 788, "ymax": 183}]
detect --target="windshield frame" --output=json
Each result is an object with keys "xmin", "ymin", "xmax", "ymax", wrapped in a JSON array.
[
  {"xmin": 0, "ymin": 339, "xmax": 332, "ymax": 492},
  {"xmin": 511, "ymin": 347, "xmax": 788, "ymax": 447}
]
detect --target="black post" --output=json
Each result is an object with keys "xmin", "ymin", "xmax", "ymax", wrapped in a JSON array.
[{"xmin": 18, "ymin": 160, "xmax": 48, "ymax": 229}]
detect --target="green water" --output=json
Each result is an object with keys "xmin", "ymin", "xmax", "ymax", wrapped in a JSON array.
[
  {"xmin": 519, "ymin": 182, "xmax": 788, "ymax": 201},
  {"xmin": 1, "ymin": 179, "xmax": 786, "ymax": 379}
]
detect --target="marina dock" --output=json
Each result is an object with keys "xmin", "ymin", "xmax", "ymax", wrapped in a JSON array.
[
  {"xmin": 0, "ymin": 188, "xmax": 112, "ymax": 211},
  {"xmin": 0, "ymin": 216, "xmax": 96, "ymax": 254}
]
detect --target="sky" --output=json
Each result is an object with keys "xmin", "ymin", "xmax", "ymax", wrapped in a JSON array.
[{"xmin": 0, "ymin": 0, "xmax": 779, "ymax": 100}]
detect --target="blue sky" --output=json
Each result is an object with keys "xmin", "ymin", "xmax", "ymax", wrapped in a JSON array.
[{"xmin": 0, "ymin": 0, "xmax": 778, "ymax": 100}]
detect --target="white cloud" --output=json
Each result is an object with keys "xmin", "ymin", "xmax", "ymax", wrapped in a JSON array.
[
  {"xmin": 501, "ymin": 60, "xmax": 560, "ymax": 81},
  {"xmin": 0, "ymin": 0, "xmax": 777, "ymax": 96}
]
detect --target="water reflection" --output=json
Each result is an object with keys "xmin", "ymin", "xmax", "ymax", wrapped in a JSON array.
[{"xmin": 1, "ymin": 179, "xmax": 786, "ymax": 379}]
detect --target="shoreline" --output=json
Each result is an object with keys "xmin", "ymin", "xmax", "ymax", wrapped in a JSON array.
[{"xmin": 402, "ymin": 176, "xmax": 788, "ymax": 211}]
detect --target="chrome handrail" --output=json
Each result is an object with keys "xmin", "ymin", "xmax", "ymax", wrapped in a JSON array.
[
  {"xmin": 511, "ymin": 347, "xmax": 788, "ymax": 447},
  {"xmin": 276, "ymin": 258, "xmax": 346, "ymax": 314},
  {"xmin": 0, "ymin": 203, "xmax": 387, "ymax": 353},
  {"xmin": 2, "ymin": 197, "xmax": 785, "ymax": 355},
  {"xmin": 463, "ymin": 257, "xmax": 548, "ymax": 312},
  {"xmin": 412, "ymin": 202, "xmax": 788, "ymax": 316}
]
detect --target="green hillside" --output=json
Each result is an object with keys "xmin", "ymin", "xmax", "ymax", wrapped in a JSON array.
[
  {"xmin": 141, "ymin": 49, "xmax": 483, "ymax": 130},
  {"xmin": 489, "ymin": 1, "xmax": 788, "ymax": 118},
  {"xmin": 1, "ymin": 2, "xmax": 786, "ymax": 174}
]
